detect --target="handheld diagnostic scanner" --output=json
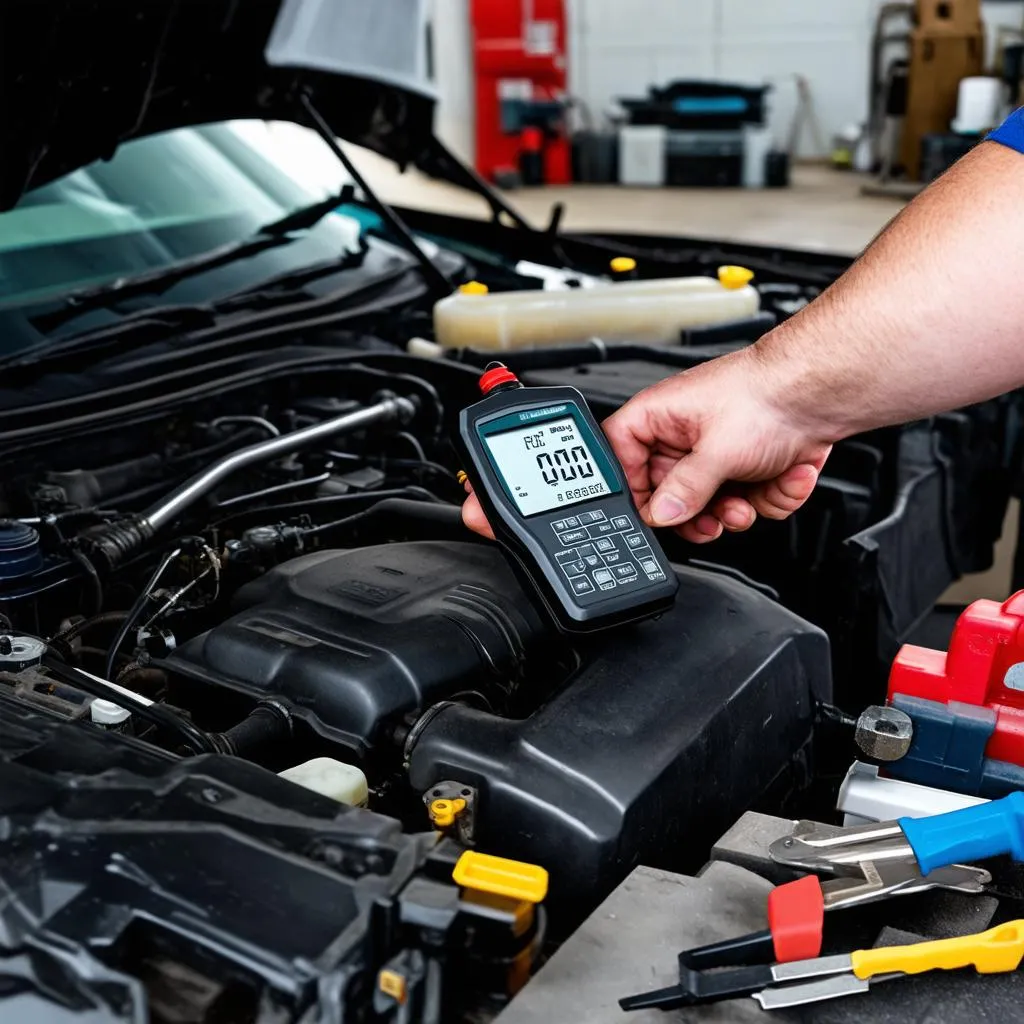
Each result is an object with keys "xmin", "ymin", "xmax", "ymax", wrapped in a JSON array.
[{"xmin": 454, "ymin": 362, "xmax": 678, "ymax": 632}]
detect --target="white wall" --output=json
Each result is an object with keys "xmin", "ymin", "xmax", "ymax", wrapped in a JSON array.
[
  {"xmin": 430, "ymin": 0, "xmax": 1024, "ymax": 161},
  {"xmin": 572, "ymin": 0, "xmax": 1024, "ymax": 156},
  {"xmin": 570, "ymin": 0, "xmax": 886, "ymax": 155}
]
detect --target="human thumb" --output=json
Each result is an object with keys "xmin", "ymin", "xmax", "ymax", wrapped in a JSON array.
[{"xmin": 643, "ymin": 452, "xmax": 724, "ymax": 528}]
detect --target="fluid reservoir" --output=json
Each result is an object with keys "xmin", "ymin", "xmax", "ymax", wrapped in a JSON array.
[
  {"xmin": 433, "ymin": 266, "xmax": 759, "ymax": 351},
  {"xmin": 279, "ymin": 757, "xmax": 369, "ymax": 806}
]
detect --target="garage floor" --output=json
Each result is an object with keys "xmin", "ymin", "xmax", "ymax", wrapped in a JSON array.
[
  {"xmin": 357, "ymin": 155, "xmax": 901, "ymax": 255},
  {"xmin": 351, "ymin": 149, "xmax": 1017, "ymax": 605}
]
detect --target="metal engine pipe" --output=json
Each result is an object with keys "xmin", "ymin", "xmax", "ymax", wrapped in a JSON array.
[
  {"xmin": 83, "ymin": 393, "xmax": 418, "ymax": 571},
  {"xmin": 145, "ymin": 394, "xmax": 417, "ymax": 531}
]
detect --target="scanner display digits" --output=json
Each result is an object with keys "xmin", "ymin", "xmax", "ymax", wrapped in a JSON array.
[{"xmin": 483, "ymin": 414, "xmax": 612, "ymax": 516}]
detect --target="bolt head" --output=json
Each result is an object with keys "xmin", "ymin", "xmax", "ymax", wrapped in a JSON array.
[{"xmin": 855, "ymin": 705, "xmax": 913, "ymax": 761}]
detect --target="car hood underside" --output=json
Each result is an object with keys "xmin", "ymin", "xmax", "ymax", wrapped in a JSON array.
[{"xmin": 0, "ymin": 0, "xmax": 439, "ymax": 210}]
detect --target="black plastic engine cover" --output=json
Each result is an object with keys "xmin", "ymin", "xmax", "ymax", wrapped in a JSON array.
[
  {"xmin": 408, "ymin": 561, "xmax": 832, "ymax": 918},
  {"xmin": 170, "ymin": 540, "xmax": 830, "ymax": 920},
  {"xmin": 167, "ymin": 542, "xmax": 553, "ymax": 758}
]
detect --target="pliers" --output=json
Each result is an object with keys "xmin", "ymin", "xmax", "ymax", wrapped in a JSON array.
[
  {"xmin": 769, "ymin": 790, "xmax": 1024, "ymax": 883},
  {"xmin": 619, "ymin": 875, "xmax": 824, "ymax": 1012},
  {"xmin": 617, "ymin": 868, "xmax": 985, "ymax": 1012},
  {"xmin": 621, "ymin": 793, "xmax": 1020, "ymax": 1012}
]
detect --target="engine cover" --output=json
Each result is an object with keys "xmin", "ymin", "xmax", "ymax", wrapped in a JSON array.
[
  {"xmin": 169, "ymin": 541, "xmax": 831, "ymax": 917},
  {"xmin": 406, "ymin": 558, "xmax": 832, "ymax": 917},
  {"xmin": 167, "ymin": 542, "xmax": 555, "ymax": 758}
]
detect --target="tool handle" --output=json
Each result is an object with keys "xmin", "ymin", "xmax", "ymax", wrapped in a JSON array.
[
  {"xmin": 898, "ymin": 790, "xmax": 1024, "ymax": 875},
  {"xmin": 766, "ymin": 876, "xmax": 824, "ymax": 962},
  {"xmin": 849, "ymin": 920, "xmax": 1024, "ymax": 980}
]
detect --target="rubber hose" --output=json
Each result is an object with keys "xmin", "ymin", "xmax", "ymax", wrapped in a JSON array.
[
  {"xmin": 114, "ymin": 664, "xmax": 168, "ymax": 698},
  {"xmin": 211, "ymin": 703, "xmax": 291, "ymax": 757},
  {"xmin": 49, "ymin": 610, "xmax": 130, "ymax": 661}
]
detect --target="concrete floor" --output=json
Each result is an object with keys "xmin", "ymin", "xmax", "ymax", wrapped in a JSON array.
[{"xmin": 351, "ymin": 148, "xmax": 1016, "ymax": 605}]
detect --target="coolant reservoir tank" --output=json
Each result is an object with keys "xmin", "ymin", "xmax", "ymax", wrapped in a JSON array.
[
  {"xmin": 433, "ymin": 266, "xmax": 759, "ymax": 351},
  {"xmin": 279, "ymin": 757, "xmax": 369, "ymax": 806}
]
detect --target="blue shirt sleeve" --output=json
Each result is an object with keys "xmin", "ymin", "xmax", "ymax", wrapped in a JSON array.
[{"xmin": 987, "ymin": 108, "xmax": 1024, "ymax": 153}]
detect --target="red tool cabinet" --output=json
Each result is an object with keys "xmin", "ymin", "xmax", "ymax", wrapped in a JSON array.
[{"xmin": 470, "ymin": 0, "xmax": 571, "ymax": 185}]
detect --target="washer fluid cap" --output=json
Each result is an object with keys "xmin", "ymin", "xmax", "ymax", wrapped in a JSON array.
[
  {"xmin": 459, "ymin": 280, "xmax": 489, "ymax": 296},
  {"xmin": 0, "ymin": 635, "xmax": 47, "ymax": 671},
  {"xmin": 718, "ymin": 265, "xmax": 755, "ymax": 289},
  {"xmin": 0, "ymin": 521, "xmax": 43, "ymax": 579},
  {"xmin": 610, "ymin": 256, "xmax": 637, "ymax": 274},
  {"xmin": 91, "ymin": 699, "xmax": 131, "ymax": 727}
]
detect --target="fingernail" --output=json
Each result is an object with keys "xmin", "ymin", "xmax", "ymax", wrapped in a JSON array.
[
  {"xmin": 651, "ymin": 493, "xmax": 686, "ymax": 525},
  {"xmin": 722, "ymin": 506, "xmax": 752, "ymax": 529}
]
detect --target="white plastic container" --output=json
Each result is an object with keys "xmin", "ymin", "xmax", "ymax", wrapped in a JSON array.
[
  {"xmin": 432, "ymin": 268, "xmax": 759, "ymax": 351},
  {"xmin": 952, "ymin": 77, "xmax": 1003, "ymax": 134},
  {"xmin": 742, "ymin": 125, "xmax": 773, "ymax": 188},
  {"xmin": 279, "ymin": 757, "xmax": 369, "ymax": 806},
  {"xmin": 837, "ymin": 761, "xmax": 985, "ymax": 827},
  {"xmin": 618, "ymin": 125, "xmax": 667, "ymax": 186}
]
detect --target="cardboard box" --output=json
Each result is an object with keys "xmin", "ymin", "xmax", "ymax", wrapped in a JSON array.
[
  {"xmin": 900, "ymin": 28, "xmax": 984, "ymax": 179},
  {"xmin": 915, "ymin": 0, "xmax": 982, "ymax": 34}
]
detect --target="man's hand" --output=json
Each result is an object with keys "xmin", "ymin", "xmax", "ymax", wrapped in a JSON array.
[
  {"xmin": 460, "ymin": 346, "xmax": 833, "ymax": 543},
  {"xmin": 599, "ymin": 347, "xmax": 832, "ymax": 542}
]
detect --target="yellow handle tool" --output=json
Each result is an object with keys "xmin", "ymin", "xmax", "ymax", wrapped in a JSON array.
[{"xmin": 850, "ymin": 920, "xmax": 1024, "ymax": 979}]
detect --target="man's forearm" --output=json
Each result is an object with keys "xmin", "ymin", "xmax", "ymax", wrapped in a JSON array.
[{"xmin": 751, "ymin": 141, "xmax": 1024, "ymax": 443}]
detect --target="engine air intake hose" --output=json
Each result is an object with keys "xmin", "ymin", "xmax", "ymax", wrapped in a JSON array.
[{"xmin": 209, "ymin": 702, "xmax": 293, "ymax": 758}]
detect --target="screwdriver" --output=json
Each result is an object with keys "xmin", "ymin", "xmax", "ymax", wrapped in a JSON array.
[
  {"xmin": 620, "ymin": 919, "xmax": 1024, "ymax": 1012},
  {"xmin": 754, "ymin": 918, "xmax": 1024, "ymax": 1010}
]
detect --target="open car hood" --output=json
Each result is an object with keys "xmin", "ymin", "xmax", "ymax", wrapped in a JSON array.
[{"xmin": 1, "ymin": 0, "xmax": 438, "ymax": 210}]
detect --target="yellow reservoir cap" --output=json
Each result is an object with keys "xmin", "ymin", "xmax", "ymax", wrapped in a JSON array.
[
  {"xmin": 453, "ymin": 850, "xmax": 549, "ymax": 903},
  {"xmin": 428, "ymin": 797, "xmax": 466, "ymax": 828},
  {"xmin": 717, "ymin": 265, "xmax": 754, "ymax": 289},
  {"xmin": 610, "ymin": 256, "xmax": 637, "ymax": 274},
  {"xmin": 459, "ymin": 280, "xmax": 489, "ymax": 295}
]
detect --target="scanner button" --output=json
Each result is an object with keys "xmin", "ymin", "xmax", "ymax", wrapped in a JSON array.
[{"xmin": 558, "ymin": 529, "xmax": 589, "ymax": 545}]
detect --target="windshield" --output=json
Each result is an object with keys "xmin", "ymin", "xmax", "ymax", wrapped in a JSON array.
[{"xmin": 0, "ymin": 120, "xmax": 355, "ymax": 312}]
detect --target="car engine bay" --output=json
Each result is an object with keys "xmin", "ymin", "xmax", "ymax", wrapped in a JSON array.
[
  {"xmin": 5, "ymin": 0, "xmax": 1024, "ymax": 1015},
  {"xmin": 0, "ymin": 234, "xmax": 1021, "ymax": 1022}
]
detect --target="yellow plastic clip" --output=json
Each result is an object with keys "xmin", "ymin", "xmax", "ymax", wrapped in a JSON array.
[
  {"xmin": 459, "ymin": 280, "xmax": 489, "ymax": 295},
  {"xmin": 378, "ymin": 969, "xmax": 408, "ymax": 1004},
  {"xmin": 453, "ymin": 850, "xmax": 549, "ymax": 904},
  {"xmin": 850, "ymin": 920, "xmax": 1024, "ymax": 980},
  {"xmin": 428, "ymin": 797, "xmax": 466, "ymax": 829},
  {"xmin": 610, "ymin": 256, "xmax": 637, "ymax": 274},
  {"xmin": 717, "ymin": 265, "xmax": 754, "ymax": 289}
]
